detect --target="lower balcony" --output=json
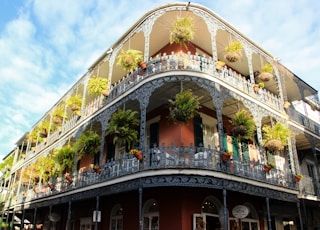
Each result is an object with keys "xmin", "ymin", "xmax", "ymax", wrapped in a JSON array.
[{"xmin": 17, "ymin": 145, "xmax": 301, "ymax": 204}]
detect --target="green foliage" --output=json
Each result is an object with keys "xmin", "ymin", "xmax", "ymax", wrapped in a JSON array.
[
  {"xmin": 74, "ymin": 130, "xmax": 101, "ymax": 160},
  {"xmin": 262, "ymin": 123, "xmax": 290, "ymax": 151},
  {"xmin": 87, "ymin": 76, "xmax": 108, "ymax": 96},
  {"xmin": 66, "ymin": 94, "xmax": 83, "ymax": 111},
  {"xmin": 168, "ymin": 89, "xmax": 202, "ymax": 123},
  {"xmin": 53, "ymin": 145, "xmax": 75, "ymax": 174},
  {"xmin": 0, "ymin": 155, "xmax": 13, "ymax": 180},
  {"xmin": 169, "ymin": 16, "xmax": 195, "ymax": 48},
  {"xmin": 231, "ymin": 109, "xmax": 256, "ymax": 140},
  {"xmin": 106, "ymin": 109, "xmax": 140, "ymax": 148},
  {"xmin": 258, "ymin": 82, "xmax": 264, "ymax": 88},
  {"xmin": 35, "ymin": 156, "xmax": 56, "ymax": 183},
  {"xmin": 53, "ymin": 104, "xmax": 68, "ymax": 122},
  {"xmin": 225, "ymin": 41, "xmax": 243, "ymax": 52},
  {"xmin": 261, "ymin": 63, "xmax": 273, "ymax": 73},
  {"xmin": 116, "ymin": 49, "xmax": 143, "ymax": 72}
]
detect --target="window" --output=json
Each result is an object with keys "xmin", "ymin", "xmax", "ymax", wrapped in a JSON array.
[
  {"xmin": 200, "ymin": 196, "xmax": 222, "ymax": 230},
  {"xmin": 241, "ymin": 203, "xmax": 259, "ymax": 230},
  {"xmin": 110, "ymin": 204, "xmax": 123, "ymax": 230},
  {"xmin": 143, "ymin": 199, "xmax": 159, "ymax": 230}
]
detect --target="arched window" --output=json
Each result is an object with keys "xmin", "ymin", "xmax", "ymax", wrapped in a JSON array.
[
  {"xmin": 240, "ymin": 202, "xmax": 259, "ymax": 230},
  {"xmin": 143, "ymin": 199, "xmax": 159, "ymax": 230},
  {"xmin": 200, "ymin": 196, "xmax": 222, "ymax": 230},
  {"xmin": 110, "ymin": 204, "xmax": 123, "ymax": 230}
]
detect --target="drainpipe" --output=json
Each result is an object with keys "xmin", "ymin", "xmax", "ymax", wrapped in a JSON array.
[{"xmin": 266, "ymin": 197, "xmax": 272, "ymax": 230}]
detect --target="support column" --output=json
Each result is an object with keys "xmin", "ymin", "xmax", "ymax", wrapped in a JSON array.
[
  {"xmin": 223, "ymin": 189, "xmax": 228, "ymax": 230},
  {"xmin": 94, "ymin": 196, "xmax": 100, "ymax": 230},
  {"xmin": 66, "ymin": 201, "xmax": 72, "ymax": 230},
  {"xmin": 266, "ymin": 197, "xmax": 272, "ymax": 230},
  {"xmin": 297, "ymin": 201, "xmax": 303, "ymax": 230},
  {"xmin": 139, "ymin": 186, "xmax": 143, "ymax": 230},
  {"xmin": 33, "ymin": 208, "xmax": 37, "ymax": 230}
]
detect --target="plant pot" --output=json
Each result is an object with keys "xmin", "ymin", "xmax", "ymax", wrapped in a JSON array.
[
  {"xmin": 232, "ymin": 125, "xmax": 248, "ymax": 136},
  {"xmin": 139, "ymin": 61, "xmax": 147, "ymax": 70},
  {"xmin": 66, "ymin": 175, "xmax": 73, "ymax": 183},
  {"xmin": 94, "ymin": 166, "xmax": 101, "ymax": 174},
  {"xmin": 264, "ymin": 139, "xmax": 283, "ymax": 152},
  {"xmin": 134, "ymin": 150, "xmax": 143, "ymax": 160},
  {"xmin": 53, "ymin": 116, "xmax": 63, "ymax": 124},
  {"xmin": 70, "ymin": 104, "xmax": 80, "ymax": 111},
  {"xmin": 224, "ymin": 51, "xmax": 241, "ymax": 62},
  {"xmin": 264, "ymin": 165, "xmax": 271, "ymax": 173},
  {"xmin": 258, "ymin": 72, "xmax": 273, "ymax": 82},
  {"xmin": 294, "ymin": 176, "xmax": 302, "ymax": 182},
  {"xmin": 102, "ymin": 90, "xmax": 109, "ymax": 97},
  {"xmin": 222, "ymin": 152, "xmax": 231, "ymax": 162},
  {"xmin": 253, "ymin": 84, "xmax": 260, "ymax": 93},
  {"xmin": 48, "ymin": 183, "xmax": 55, "ymax": 190}
]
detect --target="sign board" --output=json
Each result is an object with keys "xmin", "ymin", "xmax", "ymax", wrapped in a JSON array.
[
  {"xmin": 93, "ymin": 210, "xmax": 101, "ymax": 222},
  {"xmin": 232, "ymin": 205, "xmax": 249, "ymax": 219}
]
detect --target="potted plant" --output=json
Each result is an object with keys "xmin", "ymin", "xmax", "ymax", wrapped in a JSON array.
[
  {"xmin": 262, "ymin": 123, "xmax": 290, "ymax": 152},
  {"xmin": 116, "ymin": 49, "xmax": 144, "ymax": 72},
  {"xmin": 253, "ymin": 82, "xmax": 264, "ymax": 93},
  {"xmin": 35, "ymin": 156, "xmax": 56, "ymax": 184},
  {"xmin": 283, "ymin": 101, "xmax": 291, "ymax": 109},
  {"xmin": 258, "ymin": 63, "xmax": 274, "ymax": 82},
  {"xmin": 294, "ymin": 173, "xmax": 303, "ymax": 182},
  {"xmin": 74, "ymin": 130, "xmax": 102, "ymax": 161},
  {"xmin": 168, "ymin": 89, "xmax": 202, "ymax": 123},
  {"xmin": 129, "ymin": 148, "xmax": 143, "ymax": 160},
  {"xmin": 216, "ymin": 60, "xmax": 226, "ymax": 70},
  {"xmin": 52, "ymin": 104, "xmax": 67, "ymax": 125},
  {"xmin": 264, "ymin": 162, "xmax": 275, "ymax": 172},
  {"xmin": 53, "ymin": 145, "xmax": 75, "ymax": 176},
  {"xmin": 106, "ymin": 108, "xmax": 140, "ymax": 150},
  {"xmin": 87, "ymin": 76, "xmax": 109, "ymax": 97},
  {"xmin": 231, "ymin": 109, "xmax": 256, "ymax": 140},
  {"xmin": 169, "ymin": 15, "xmax": 195, "ymax": 49},
  {"xmin": 38, "ymin": 120, "xmax": 53, "ymax": 138},
  {"xmin": 222, "ymin": 151, "xmax": 232, "ymax": 162},
  {"xmin": 66, "ymin": 94, "xmax": 83, "ymax": 115},
  {"xmin": 224, "ymin": 41, "xmax": 243, "ymax": 62}
]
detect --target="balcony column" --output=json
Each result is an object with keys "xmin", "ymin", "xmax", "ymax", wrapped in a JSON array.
[
  {"xmin": 222, "ymin": 188, "xmax": 228, "ymax": 230},
  {"xmin": 265, "ymin": 197, "xmax": 272, "ymax": 230},
  {"xmin": 66, "ymin": 201, "xmax": 72, "ymax": 230},
  {"xmin": 212, "ymin": 87, "xmax": 227, "ymax": 156},
  {"xmin": 244, "ymin": 48, "xmax": 255, "ymax": 84},
  {"xmin": 290, "ymin": 133, "xmax": 299, "ymax": 175},
  {"xmin": 32, "ymin": 207, "xmax": 37, "ymax": 230},
  {"xmin": 94, "ymin": 196, "xmax": 100, "ymax": 230},
  {"xmin": 297, "ymin": 200, "xmax": 304, "ymax": 230},
  {"xmin": 205, "ymin": 20, "xmax": 218, "ymax": 62},
  {"xmin": 137, "ymin": 87, "xmax": 151, "ymax": 150},
  {"xmin": 139, "ymin": 186, "xmax": 143, "ymax": 230}
]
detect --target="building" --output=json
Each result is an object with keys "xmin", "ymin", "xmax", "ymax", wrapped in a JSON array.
[{"xmin": 1, "ymin": 2, "xmax": 320, "ymax": 230}]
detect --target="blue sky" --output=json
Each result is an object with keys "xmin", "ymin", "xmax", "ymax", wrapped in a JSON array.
[{"xmin": 0, "ymin": 0, "xmax": 320, "ymax": 162}]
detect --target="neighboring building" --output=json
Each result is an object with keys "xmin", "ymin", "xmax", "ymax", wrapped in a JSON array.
[{"xmin": 1, "ymin": 2, "xmax": 320, "ymax": 230}]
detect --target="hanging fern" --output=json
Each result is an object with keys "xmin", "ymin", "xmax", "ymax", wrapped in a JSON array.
[{"xmin": 74, "ymin": 130, "xmax": 101, "ymax": 160}]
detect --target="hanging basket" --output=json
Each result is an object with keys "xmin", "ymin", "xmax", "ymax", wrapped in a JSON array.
[
  {"xmin": 264, "ymin": 139, "xmax": 283, "ymax": 151},
  {"xmin": 224, "ymin": 51, "xmax": 241, "ymax": 62},
  {"xmin": 232, "ymin": 125, "xmax": 248, "ymax": 136},
  {"xmin": 258, "ymin": 72, "xmax": 274, "ymax": 82},
  {"xmin": 53, "ymin": 116, "xmax": 63, "ymax": 125}
]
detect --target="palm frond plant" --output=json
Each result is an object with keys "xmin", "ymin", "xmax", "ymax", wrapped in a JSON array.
[
  {"xmin": 169, "ymin": 15, "xmax": 195, "ymax": 49},
  {"xmin": 168, "ymin": 89, "xmax": 202, "ymax": 124},
  {"xmin": 231, "ymin": 109, "xmax": 256, "ymax": 140},
  {"xmin": 66, "ymin": 94, "xmax": 83, "ymax": 116},
  {"xmin": 35, "ymin": 156, "xmax": 56, "ymax": 184},
  {"xmin": 116, "ymin": 49, "xmax": 144, "ymax": 72},
  {"xmin": 224, "ymin": 41, "xmax": 243, "ymax": 62},
  {"xmin": 106, "ymin": 109, "xmax": 140, "ymax": 150},
  {"xmin": 74, "ymin": 130, "xmax": 102, "ymax": 161},
  {"xmin": 52, "ymin": 104, "xmax": 67, "ymax": 125},
  {"xmin": 53, "ymin": 145, "xmax": 75, "ymax": 175},
  {"xmin": 258, "ymin": 63, "xmax": 274, "ymax": 82},
  {"xmin": 87, "ymin": 76, "xmax": 109, "ymax": 97},
  {"xmin": 262, "ymin": 122, "xmax": 290, "ymax": 152}
]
